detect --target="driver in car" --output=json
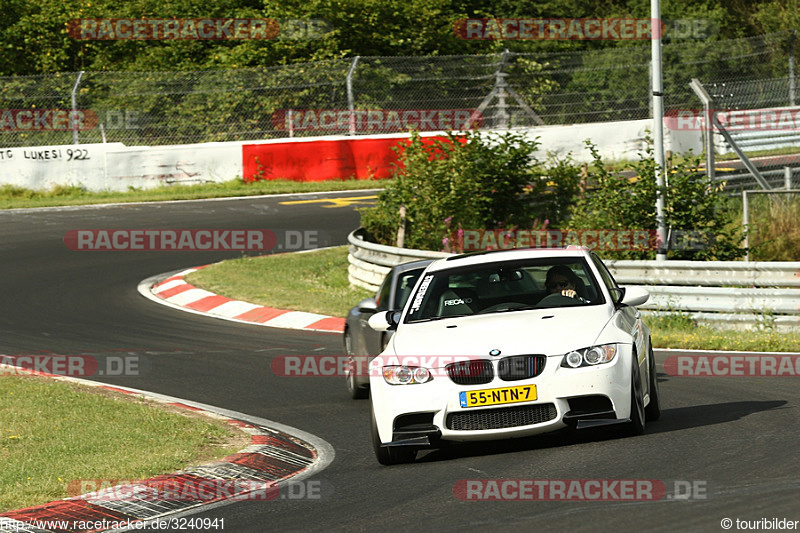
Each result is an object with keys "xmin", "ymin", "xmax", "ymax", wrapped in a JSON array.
[{"xmin": 545, "ymin": 265, "xmax": 583, "ymax": 301}]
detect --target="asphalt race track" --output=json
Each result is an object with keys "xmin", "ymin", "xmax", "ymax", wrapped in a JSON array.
[{"xmin": 1, "ymin": 191, "xmax": 798, "ymax": 532}]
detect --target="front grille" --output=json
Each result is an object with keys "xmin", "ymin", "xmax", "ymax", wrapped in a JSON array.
[
  {"xmin": 498, "ymin": 355, "xmax": 546, "ymax": 381},
  {"xmin": 446, "ymin": 360, "xmax": 493, "ymax": 385},
  {"xmin": 446, "ymin": 403, "xmax": 557, "ymax": 431}
]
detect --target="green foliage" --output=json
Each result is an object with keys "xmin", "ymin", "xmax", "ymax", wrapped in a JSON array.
[
  {"xmin": 0, "ymin": 0, "xmax": 792, "ymax": 76},
  {"xmin": 745, "ymin": 194, "xmax": 800, "ymax": 261},
  {"xmin": 360, "ymin": 130, "xmax": 553, "ymax": 250},
  {"xmin": 365, "ymin": 134, "xmax": 745, "ymax": 260},
  {"xmin": 568, "ymin": 140, "xmax": 745, "ymax": 260},
  {"xmin": 661, "ymin": 155, "xmax": 744, "ymax": 260},
  {"xmin": 568, "ymin": 141, "xmax": 657, "ymax": 260}
]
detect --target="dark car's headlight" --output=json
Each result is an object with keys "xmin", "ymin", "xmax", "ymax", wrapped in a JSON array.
[
  {"xmin": 382, "ymin": 365, "xmax": 433, "ymax": 385},
  {"xmin": 561, "ymin": 344, "xmax": 617, "ymax": 368}
]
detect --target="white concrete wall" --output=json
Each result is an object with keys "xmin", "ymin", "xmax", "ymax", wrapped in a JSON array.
[
  {"xmin": 514, "ymin": 118, "xmax": 702, "ymax": 163},
  {"xmin": 0, "ymin": 142, "xmax": 244, "ymax": 192},
  {"xmin": 0, "ymin": 144, "xmax": 123, "ymax": 191},
  {"xmin": 0, "ymin": 119, "xmax": 703, "ymax": 191},
  {"xmin": 104, "ymin": 142, "xmax": 244, "ymax": 191}
]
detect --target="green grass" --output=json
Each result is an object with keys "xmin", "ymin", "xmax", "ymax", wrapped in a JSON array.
[
  {"xmin": 187, "ymin": 246, "xmax": 800, "ymax": 351},
  {"xmin": 0, "ymin": 375, "xmax": 248, "ymax": 512},
  {"xmin": 715, "ymin": 145, "xmax": 800, "ymax": 161},
  {"xmin": 187, "ymin": 247, "xmax": 373, "ymax": 318},
  {"xmin": 646, "ymin": 314, "xmax": 800, "ymax": 351},
  {"xmin": 0, "ymin": 178, "xmax": 387, "ymax": 210}
]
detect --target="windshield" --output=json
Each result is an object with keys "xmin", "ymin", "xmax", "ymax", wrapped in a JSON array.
[{"xmin": 404, "ymin": 257, "xmax": 603, "ymax": 323}]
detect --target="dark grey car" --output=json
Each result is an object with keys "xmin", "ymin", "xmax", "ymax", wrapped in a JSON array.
[{"xmin": 344, "ymin": 259, "xmax": 433, "ymax": 399}]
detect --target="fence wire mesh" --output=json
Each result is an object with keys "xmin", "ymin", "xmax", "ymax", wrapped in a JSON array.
[
  {"xmin": 701, "ymin": 71, "xmax": 800, "ymax": 191},
  {"xmin": 0, "ymin": 31, "xmax": 796, "ymax": 148}
]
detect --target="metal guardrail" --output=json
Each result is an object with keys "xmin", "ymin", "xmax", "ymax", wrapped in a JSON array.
[
  {"xmin": 348, "ymin": 229, "xmax": 800, "ymax": 331},
  {"xmin": 604, "ymin": 259, "xmax": 800, "ymax": 287},
  {"xmin": 722, "ymin": 107, "xmax": 800, "ymax": 153},
  {"xmin": 347, "ymin": 228, "xmax": 449, "ymax": 291}
]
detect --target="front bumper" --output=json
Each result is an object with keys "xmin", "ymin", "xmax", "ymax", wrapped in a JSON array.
[{"xmin": 370, "ymin": 348, "xmax": 634, "ymax": 446}]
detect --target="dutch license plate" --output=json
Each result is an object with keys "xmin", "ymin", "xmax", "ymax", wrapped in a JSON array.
[{"xmin": 459, "ymin": 385, "xmax": 537, "ymax": 408}]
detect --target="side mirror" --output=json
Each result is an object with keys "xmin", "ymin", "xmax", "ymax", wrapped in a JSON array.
[
  {"xmin": 357, "ymin": 298, "xmax": 379, "ymax": 313},
  {"xmin": 609, "ymin": 287, "xmax": 625, "ymax": 305},
  {"xmin": 619, "ymin": 286, "xmax": 650, "ymax": 307},
  {"xmin": 368, "ymin": 310, "xmax": 401, "ymax": 332}
]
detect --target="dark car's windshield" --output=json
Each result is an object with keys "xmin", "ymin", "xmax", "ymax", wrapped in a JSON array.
[
  {"xmin": 394, "ymin": 269, "xmax": 425, "ymax": 310},
  {"xmin": 404, "ymin": 257, "xmax": 603, "ymax": 323}
]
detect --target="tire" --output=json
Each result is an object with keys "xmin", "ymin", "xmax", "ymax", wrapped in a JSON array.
[
  {"xmin": 344, "ymin": 330, "xmax": 368, "ymax": 400},
  {"xmin": 625, "ymin": 352, "xmax": 646, "ymax": 436},
  {"xmin": 645, "ymin": 343, "xmax": 661, "ymax": 421},
  {"xmin": 371, "ymin": 408, "xmax": 416, "ymax": 465}
]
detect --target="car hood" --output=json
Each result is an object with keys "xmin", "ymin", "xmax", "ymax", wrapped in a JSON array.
[{"xmin": 389, "ymin": 306, "xmax": 614, "ymax": 360}]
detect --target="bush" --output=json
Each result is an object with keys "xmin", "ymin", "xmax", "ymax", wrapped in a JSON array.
[
  {"xmin": 361, "ymin": 133, "xmax": 744, "ymax": 261},
  {"xmin": 360, "ymin": 130, "xmax": 578, "ymax": 250},
  {"xmin": 568, "ymin": 141, "xmax": 744, "ymax": 260}
]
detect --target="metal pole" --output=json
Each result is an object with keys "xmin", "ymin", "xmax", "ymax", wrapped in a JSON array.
[
  {"xmin": 790, "ymin": 31, "xmax": 796, "ymax": 107},
  {"xmin": 742, "ymin": 190, "xmax": 749, "ymax": 261},
  {"xmin": 71, "ymin": 70, "xmax": 85, "ymax": 145},
  {"xmin": 690, "ymin": 79, "xmax": 714, "ymax": 181},
  {"xmin": 651, "ymin": 0, "xmax": 667, "ymax": 261},
  {"xmin": 785, "ymin": 166, "xmax": 792, "ymax": 190},
  {"xmin": 712, "ymin": 115, "xmax": 770, "ymax": 190},
  {"xmin": 346, "ymin": 56, "xmax": 360, "ymax": 136}
]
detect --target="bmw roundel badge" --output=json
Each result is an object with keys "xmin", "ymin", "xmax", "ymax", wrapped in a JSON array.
[{"xmin": 489, "ymin": 349, "xmax": 501, "ymax": 356}]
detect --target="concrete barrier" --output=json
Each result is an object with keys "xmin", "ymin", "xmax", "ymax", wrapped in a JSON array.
[{"xmin": 0, "ymin": 118, "xmax": 702, "ymax": 191}]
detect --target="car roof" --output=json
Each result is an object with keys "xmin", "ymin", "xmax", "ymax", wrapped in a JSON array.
[
  {"xmin": 392, "ymin": 258, "xmax": 435, "ymax": 273},
  {"xmin": 425, "ymin": 247, "xmax": 593, "ymax": 272}
]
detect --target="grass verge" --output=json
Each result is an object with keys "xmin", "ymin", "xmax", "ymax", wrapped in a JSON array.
[
  {"xmin": 647, "ymin": 314, "xmax": 800, "ymax": 351},
  {"xmin": 0, "ymin": 179, "xmax": 386, "ymax": 210},
  {"xmin": 187, "ymin": 247, "xmax": 373, "ymax": 318},
  {"xmin": 0, "ymin": 374, "xmax": 249, "ymax": 512},
  {"xmin": 187, "ymin": 246, "xmax": 800, "ymax": 351}
]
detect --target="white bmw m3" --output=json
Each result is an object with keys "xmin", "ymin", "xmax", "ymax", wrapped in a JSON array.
[{"xmin": 367, "ymin": 246, "xmax": 661, "ymax": 465}]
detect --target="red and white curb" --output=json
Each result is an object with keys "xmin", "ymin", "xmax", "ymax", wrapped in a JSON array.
[
  {"xmin": 0, "ymin": 368, "xmax": 334, "ymax": 533},
  {"xmin": 139, "ymin": 267, "xmax": 345, "ymax": 333}
]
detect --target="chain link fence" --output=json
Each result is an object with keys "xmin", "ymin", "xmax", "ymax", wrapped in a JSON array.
[
  {"xmin": 694, "ymin": 72, "xmax": 800, "ymax": 191},
  {"xmin": 0, "ymin": 31, "xmax": 796, "ymax": 148}
]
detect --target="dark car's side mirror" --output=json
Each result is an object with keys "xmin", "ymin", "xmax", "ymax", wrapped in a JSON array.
[{"xmin": 357, "ymin": 298, "xmax": 379, "ymax": 314}]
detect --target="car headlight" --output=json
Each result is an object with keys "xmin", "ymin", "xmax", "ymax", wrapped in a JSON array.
[
  {"xmin": 382, "ymin": 366, "xmax": 433, "ymax": 385},
  {"xmin": 561, "ymin": 344, "xmax": 617, "ymax": 368}
]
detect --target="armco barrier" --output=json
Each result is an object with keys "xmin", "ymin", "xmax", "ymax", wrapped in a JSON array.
[
  {"xmin": 347, "ymin": 228, "xmax": 449, "ymax": 291},
  {"xmin": 347, "ymin": 229, "xmax": 800, "ymax": 331}
]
